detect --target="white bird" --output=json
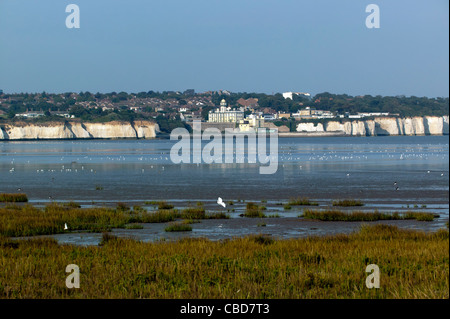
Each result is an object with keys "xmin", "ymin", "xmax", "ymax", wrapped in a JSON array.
[
  {"xmin": 217, "ymin": 197, "xmax": 226, "ymax": 208},
  {"xmin": 64, "ymin": 223, "xmax": 68, "ymax": 230}
]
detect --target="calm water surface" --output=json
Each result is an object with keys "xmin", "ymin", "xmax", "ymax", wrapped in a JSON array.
[{"xmin": 1, "ymin": 135, "xmax": 448, "ymax": 244}]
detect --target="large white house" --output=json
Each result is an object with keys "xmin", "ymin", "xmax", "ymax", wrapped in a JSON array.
[{"xmin": 208, "ymin": 99, "xmax": 244, "ymax": 123}]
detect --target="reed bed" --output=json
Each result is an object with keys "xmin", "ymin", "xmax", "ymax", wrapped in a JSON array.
[
  {"xmin": 164, "ymin": 222, "xmax": 193, "ymax": 232},
  {"xmin": 180, "ymin": 207, "xmax": 207, "ymax": 219},
  {"xmin": 157, "ymin": 201, "xmax": 175, "ymax": 210},
  {"xmin": 0, "ymin": 204, "xmax": 228, "ymax": 237},
  {"xmin": 0, "ymin": 193, "xmax": 28, "ymax": 203},
  {"xmin": 0, "ymin": 225, "xmax": 447, "ymax": 298},
  {"xmin": 137, "ymin": 209, "xmax": 179, "ymax": 223},
  {"xmin": 288, "ymin": 197, "xmax": 319, "ymax": 206},
  {"xmin": 332, "ymin": 199, "xmax": 364, "ymax": 207},
  {"xmin": 300, "ymin": 209, "xmax": 438, "ymax": 222},
  {"xmin": 244, "ymin": 202, "xmax": 267, "ymax": 218}
]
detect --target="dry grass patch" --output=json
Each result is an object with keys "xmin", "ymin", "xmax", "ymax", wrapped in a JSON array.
[{"xmin": 0, "ymin": 225, "xmax": 447, "ymax": 299}]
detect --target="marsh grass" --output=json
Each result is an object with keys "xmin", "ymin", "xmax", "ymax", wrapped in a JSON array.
[
  {"xmin": 99, "ymin": 232, "xmax": 119, "ymax": 246},
  {"xmin": 116, "ymin": 202, "xmax": 130, "ymax": 211},
  {"xmin": 63, "ymin": 201, "xmax": 81, "ymax": 209},
  {"xmin": 0, "ymin": 202, "xmax": 231, "ymax": 237},
  {"xmin": 183, "ymin": 219, "xmax": 201, "ymax": 225},
  {"xmin": 250, "ymin": 234, "xmax": 274, "ymax": 245},
  {"xmin": 0, "ymin": 204, "xmax": 158, "ymax": 236},
  {"xmin": 332, "ymin": 199, "xmax": 364, "ymax": 207},
  {"xmin": 0, "ymin": 193, "xmax": 28, "ymax": 203},
  {"xmin": 158, "ymin": 201, "xmax": 174, "ymax": 210},
  {"xmin": 301, "ymin": 209, "xmax": 438, "ymax": 222},
  {"xmin": 244, "ymin": 202, "xmax": 267, "ymax": 218},
  {"xmin": 179, "ymin": 207, "xmax": 230, "ymax": 220},
  {"xmin": 132, "ymin": 205, "xmax": 146, "ymax": 213},
  {"xmin": 206, "ymin": 212, "xmax": 230, "ymax": 219},
  {"xmin": 124, "ymin": 224, "xmax": 144, "ymax": 230},
  {"xmin": 138, "ymin": 209, "xmax": 179, "ymax": 223},
  {"xmin": 0, "ymin": 225, "xmax": 448, "ymax": 298},
  {"xmin": 403, "ymin": 212, "xmax": 438, "ymax": 221},
  {"xmin": 288, "ymin": 197, "xmax": 319, "ymax": 206},
  {"xmin": 0, "ymin": 204, "xmax": 134, "ymax": 237},
  {"xmin": 164, "ymin": 222, "xmax": 193, "ymax": 232},
  {"xmin": 180, "ymin": 207, "xmax": 206, "ymax": 219}
]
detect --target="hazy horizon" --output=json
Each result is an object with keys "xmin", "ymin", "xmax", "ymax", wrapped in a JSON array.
[{"xmin": 0, "ymin": 89, "xmax": 448, "ymax": 99}]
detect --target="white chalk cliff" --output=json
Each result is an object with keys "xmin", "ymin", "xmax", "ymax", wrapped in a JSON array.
[
  {"xmin": 0, "ymin": 121, "xmax": 159, "ymax": 140},
  {"xmin": 296, "ymin": 116, "xmax": 449, "ymax": 136}
]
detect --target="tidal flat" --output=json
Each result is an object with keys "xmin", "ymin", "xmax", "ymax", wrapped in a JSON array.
[{"xmin": 1, "ymin": 200, "xmax": 447, "ymax": 244}]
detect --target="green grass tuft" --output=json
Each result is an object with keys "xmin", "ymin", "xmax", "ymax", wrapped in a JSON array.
[
  {"xmin": 332, "ymin": 199, "xmax": 364, "ymax": 207},
  {"xmin": 288, "ymin": 197, "xmax": 319, "ymax": 206},
  {"xmin": 158, "ymin": 201, "xmax": 174, "ymax": 210},
  {"xmin": 244, "ymin": 202, "xmax": 267, "ymax": 218},
  {"xmin": 301, "ymin": 209, "xmax": 437, "ymax": 222},
  {"xmin": 0, "ymin": 193, "xmax": 28, "ymax": 203},
  {"xmin": 164, "ymin": 222, "xmax": 193, "ymax": 232}
]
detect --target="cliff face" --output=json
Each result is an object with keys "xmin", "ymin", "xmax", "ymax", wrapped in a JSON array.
[
  {"xmin": 444, "ymin": 116, "xmax": 449, "ymax": 135},
  {"xmin": 297, "ymin": 123, "xmax": 325, "ymax": 132},
  {"xmin": 0, "ymin": 126, "xmax": 5, "ymax": 139},
  {"xmin": 0, "ymin": 121, "xmax": 158, "ymax": 140},
  {"xmin": 297, "ymin": 116, "xmax": 449, "ymax": 136}
]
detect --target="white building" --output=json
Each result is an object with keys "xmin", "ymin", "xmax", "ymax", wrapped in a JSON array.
[
  {"xmin": 208, "ymin": 99, "xmax": 244, "ymax": 123},
  {"xmin": 357, "ymin": 112, "xmax": 390, "ymax": 117},
  {"xmin": 15, "ymin": 112, "xmax": 45, "ymax": 118}
]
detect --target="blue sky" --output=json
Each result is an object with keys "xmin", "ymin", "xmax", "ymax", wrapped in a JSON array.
[{"xmin": 0, "ymin": 0, "xmax": 448, "ymax": 97}]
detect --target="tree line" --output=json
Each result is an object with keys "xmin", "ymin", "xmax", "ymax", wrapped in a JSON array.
[{"xmin": 1, "ymin": 91, "xmax": 448, "ymax": 122}]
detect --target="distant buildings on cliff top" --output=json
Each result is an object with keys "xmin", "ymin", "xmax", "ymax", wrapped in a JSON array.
[
  {"xmin": 205, "ymin": 96, "xmax": 395, "ymax": 129},
  {"xmin": 0, "ymin": 89, "xmax": 398, "ymax": 124}
]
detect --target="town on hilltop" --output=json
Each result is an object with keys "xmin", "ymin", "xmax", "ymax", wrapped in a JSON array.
[{"xmin": 0, "ymin": 89, "xmax": 448, "ymax": 133}]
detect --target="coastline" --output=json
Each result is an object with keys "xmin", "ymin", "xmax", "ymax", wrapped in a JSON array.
[
  {"xmin": 1, "ymin": 131, "xmax": 449, "ymax": 141},
  {"xmin": 1, "ymin": 115, "xmax": 449, "ymax": 140}
]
